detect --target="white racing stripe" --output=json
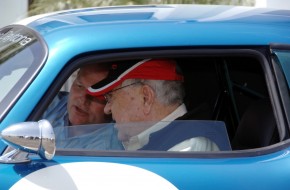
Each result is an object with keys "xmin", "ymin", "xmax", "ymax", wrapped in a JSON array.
[{"xmin": 10, "ymin": 162, "xmax": 178, "ymax": 190}]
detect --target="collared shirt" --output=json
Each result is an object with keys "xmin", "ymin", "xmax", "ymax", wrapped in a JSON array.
[
  {"xmin": 124, "ymin": 103, "xmax": 219, "ymax": 151},
  {"xmin": 42, "ymin": 91, "xmax": 123, "ymax": 150}
]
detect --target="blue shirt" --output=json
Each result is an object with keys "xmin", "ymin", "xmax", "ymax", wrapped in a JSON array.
[{"xmin": 41, "ymin": 91, "xmax": 123, "ymax": 150}]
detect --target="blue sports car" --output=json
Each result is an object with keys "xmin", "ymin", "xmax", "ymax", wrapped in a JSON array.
[{"xmin": 1, "ymin": 4, "xmax": 290, "ymax": 189}]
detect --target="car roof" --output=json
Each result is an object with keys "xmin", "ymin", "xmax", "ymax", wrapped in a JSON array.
[{"xmin": 17, "ymin": 4, "xmax": 290, "ymax": 52}]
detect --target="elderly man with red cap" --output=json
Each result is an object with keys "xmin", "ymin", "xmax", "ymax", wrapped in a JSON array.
[{"xmin": 87, "ymin": 59, "xmax": 219, "ymax": 151}]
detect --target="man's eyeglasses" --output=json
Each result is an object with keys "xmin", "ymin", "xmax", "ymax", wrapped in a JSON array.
[{"xmin": 104, "ymin": 82, "xmax": 141, "ymax": 103}]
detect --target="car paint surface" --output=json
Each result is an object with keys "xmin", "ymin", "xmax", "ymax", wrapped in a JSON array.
[{"xmin": 1, "ymin": 148, "xmax": 290, "ymax": 189}]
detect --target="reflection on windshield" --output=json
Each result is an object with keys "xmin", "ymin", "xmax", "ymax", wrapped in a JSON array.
[
  {"xmin": 0, "ymin": 27, "xmax": 36, "ymax": 103},
  {"xmin": 0, "ymin": 28, "xmax": 35, "ymax": 62},
  {"xmin": 0, "ymin": 26, "xmax": 46, "ymax": 120},
  {"xmin": 54, "ymin": 120, "xmax": 231, "ymax": 152},
  {"xmin": 0, "ymin": 47, "xmax": 34, "ymax": 101}
]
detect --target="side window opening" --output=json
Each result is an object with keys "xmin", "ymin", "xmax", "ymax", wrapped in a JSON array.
[{"xmin": 40, "ymin": 54, "xmax": 280, "ymax": 153}]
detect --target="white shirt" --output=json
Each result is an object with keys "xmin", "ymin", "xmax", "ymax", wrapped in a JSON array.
[{"xmin": 124, "ymin": 104, "xmax": 219, "ymax": 151}]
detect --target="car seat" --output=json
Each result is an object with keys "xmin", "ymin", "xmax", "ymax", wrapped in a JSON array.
[{"xmin": 231, "ymin": 100, "xmax": 279, "ymax": 150}]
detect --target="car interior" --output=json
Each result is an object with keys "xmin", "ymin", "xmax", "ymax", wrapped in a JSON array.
[
  {"xmin": 178, "ymin": 56, "xmax": 280, "ymax": 150},
  {"xmin": 39, "ymin": 52, "xmax": 281, "ymax": 152}
]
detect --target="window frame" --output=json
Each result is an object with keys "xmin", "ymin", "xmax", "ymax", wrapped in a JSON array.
[
  {"xmin": 28, "ymin": 46, "xmax": 290, "ymax": 158},
  {"xmin": 270, "ymin": 44, "xmax": 290, "ymax": 139}
]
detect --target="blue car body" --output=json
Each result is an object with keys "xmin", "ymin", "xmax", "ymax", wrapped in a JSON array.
[{"xmin": 1, "ymin": 4, "xmax": 290, "ymax": 189}]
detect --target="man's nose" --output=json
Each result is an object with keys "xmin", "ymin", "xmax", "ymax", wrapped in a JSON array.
[{"xmin": 78, "ymin": 90, "xmax": 90, "ymax": 105}]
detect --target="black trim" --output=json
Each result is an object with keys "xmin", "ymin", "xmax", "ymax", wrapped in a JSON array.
[
  {"xmin": 270, "ymin": 49, "xmax": 290, "ymax": 140},
  {"xmin": 270, "ymin": 43, "xmax": 290, "ymax": 51}
]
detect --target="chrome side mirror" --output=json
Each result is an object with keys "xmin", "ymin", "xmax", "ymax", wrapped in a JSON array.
[{"xmin": 0, "ymin": 119, "xmax": 55, "ymax": 163}]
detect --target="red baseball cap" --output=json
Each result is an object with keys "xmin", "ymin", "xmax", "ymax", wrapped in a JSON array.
[{"xmin": 87, "ymin": 59, "xmax": 184, "ymax": 97}]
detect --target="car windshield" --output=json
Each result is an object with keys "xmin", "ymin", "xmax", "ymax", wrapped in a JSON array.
[
  {"xmin": 54, "ymin": 120, "xmax": 231, "ymax": 151},
  {"xmin": 0, "ymin": 26, "xmax": 46, "ymax": 120}
]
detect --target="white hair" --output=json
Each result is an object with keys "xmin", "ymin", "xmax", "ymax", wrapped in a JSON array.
[{"xmin": 123, "ymin": 79, "xmax": 185, "ymax": 106}]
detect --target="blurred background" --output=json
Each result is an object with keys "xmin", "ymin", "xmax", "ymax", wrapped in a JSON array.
[{"xmin": 0, "ymin": 0, "xmax": 289, "ymax": 28}]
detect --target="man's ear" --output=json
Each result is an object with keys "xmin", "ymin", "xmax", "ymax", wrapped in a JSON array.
[{"xmin": 142, "ymin": 85, "xmax": 155, "ymax": 114}]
